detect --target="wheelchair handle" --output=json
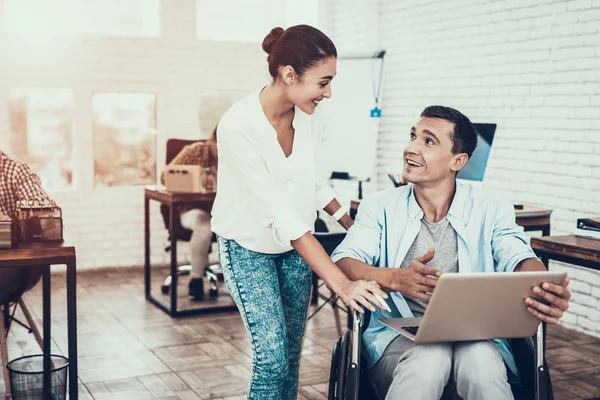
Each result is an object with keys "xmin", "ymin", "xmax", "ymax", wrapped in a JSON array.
[{"xmin": 351, "ymin": 311, "xmax": 362, "ymax": 366}]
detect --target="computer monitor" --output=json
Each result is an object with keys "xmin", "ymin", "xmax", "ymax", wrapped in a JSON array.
[{"xmin": 456, "ymin": 123, "xmax": 497, "ymax": 183}]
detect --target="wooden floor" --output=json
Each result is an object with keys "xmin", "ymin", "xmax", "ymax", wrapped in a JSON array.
[{"xmin": 2, "ymin": 268, "xmax": 600, "ymax": 400}]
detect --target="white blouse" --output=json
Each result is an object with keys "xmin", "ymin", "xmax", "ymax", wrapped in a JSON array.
[{"xmin": 211, "ymin": 87, "xmax": 336, "ymax": 254}]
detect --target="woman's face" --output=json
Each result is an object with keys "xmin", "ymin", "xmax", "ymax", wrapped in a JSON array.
[{"xmin": 287, "ymin": 57, "xmax": 336, "ymax": 115}]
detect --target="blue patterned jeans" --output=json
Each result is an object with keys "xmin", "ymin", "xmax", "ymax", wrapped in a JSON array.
[{"xmin": 217, "ymin": 237, "xmax": 313, "ymax": 400}]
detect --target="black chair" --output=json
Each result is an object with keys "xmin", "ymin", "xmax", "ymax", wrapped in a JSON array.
[
  {"xmin": 160, "ymin": 138, "xmax": 222, "ymax": 298},
  {"xmin": 1, "ymin": 266, "xmax": 45, "ymax": 396},
  {"xmin": 329, "ymin": 311, "xmax": 554, "ymax": 400}
]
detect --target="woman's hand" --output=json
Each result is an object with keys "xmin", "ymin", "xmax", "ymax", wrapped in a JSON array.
[{"xmin": 337, "ymin": 280, "xmax": 390, "ymax": 313}]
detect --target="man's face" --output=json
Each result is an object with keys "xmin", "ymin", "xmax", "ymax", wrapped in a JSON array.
[{"xmin": 401, "ymin": 117, "xmax": 466, "ymax": 185}]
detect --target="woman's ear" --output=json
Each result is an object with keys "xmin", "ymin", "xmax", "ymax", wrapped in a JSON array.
[
  {"xmin": 451, "ymin": 153, "xmax": 469, "ymax": 172},
  {"xmin": 281, "ymin": 65, "xmax": 297, "ymax": 85}
]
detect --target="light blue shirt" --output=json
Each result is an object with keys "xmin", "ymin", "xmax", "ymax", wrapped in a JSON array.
[{"xmin": 331, "ymin": 182, "xmax": 540, "ymax": 374}]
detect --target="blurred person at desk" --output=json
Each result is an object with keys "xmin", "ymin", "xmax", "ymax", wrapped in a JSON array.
[
  {"xmin": 0, "ymin": 150, "xmax": 55, "ymax": 303},
  {"xmin": 211, "ymin": 25, "xmax": 388, "ymax": 400},
  {"xmin": 159, "ymin": 126, "xmax": 218, "ymax": 300}
]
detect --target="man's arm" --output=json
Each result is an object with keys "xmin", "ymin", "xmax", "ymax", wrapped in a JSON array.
[
  {"xmin": 338, "ymin": 249, "xmax": 440, "ymax": 300},
  {"xmin": 515, "ymin": 258, "xmax": 571, "ymax": 324},
  {"xmin": 14, "ymin": 163, "xmax": 54, "ymax": 206},
  {"xmin": 337, "ymin": 257, "xmax": 393, "ymax": 287},
  {"xmin": 492, "ymin": 201, "xmax": 571, "ymax": 324},
  {"xmin": 332, "ymin": 195, "xmax": 440, "ymax": 300}
]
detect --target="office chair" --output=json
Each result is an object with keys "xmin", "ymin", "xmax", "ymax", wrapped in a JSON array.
[
  {"xmin": 329, "ymin": 310, "xmax": 554, "ymax": 400},
  {"xmin": 0, "ymin": 266, "xmax": 45, "ymax": 397},
  {"xmin": 308, "ymin": 215, "xmax": 349, "ymax": 336},
  {"xmin": 160, "ymin": 138, "xmax": 222, "ymax": 298}
]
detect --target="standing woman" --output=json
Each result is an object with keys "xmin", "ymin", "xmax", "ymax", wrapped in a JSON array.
[{"xmin": 211, "ymin": 25, "xmax": 387, "ymax": 399}]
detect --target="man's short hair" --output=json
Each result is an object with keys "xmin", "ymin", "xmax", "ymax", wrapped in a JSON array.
[{"xmin": 420, "ymin": 106, "xmax": 477, "ymax": 158}]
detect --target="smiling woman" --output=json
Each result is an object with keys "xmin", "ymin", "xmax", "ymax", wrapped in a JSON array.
[{"xmin": 211, "ymin": 24, "xmax": 389, "ymax": 400}]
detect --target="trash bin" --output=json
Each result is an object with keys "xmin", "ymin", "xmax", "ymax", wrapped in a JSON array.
[{"xmin": 7, "ymin": 354, "xmax": 68, "ymax": 400}]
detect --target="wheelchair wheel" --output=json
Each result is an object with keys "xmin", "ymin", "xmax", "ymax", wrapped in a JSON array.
[
  {"xmin": 337, "ymin": 329, "xmax": 351, "ymax": 400},
  {"xmin": 329, "ymin": 339, "xmax": 340, "ymax": 400}
]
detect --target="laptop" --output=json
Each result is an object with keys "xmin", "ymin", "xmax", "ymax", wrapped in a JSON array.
[{"xmin": 380, "ymin": 271, "xmax": 567, "ymax": 343}]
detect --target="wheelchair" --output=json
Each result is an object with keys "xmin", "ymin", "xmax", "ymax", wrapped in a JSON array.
[{"xmin": 328, "ymin": 311, "xmax": 554, "ymax": 400}]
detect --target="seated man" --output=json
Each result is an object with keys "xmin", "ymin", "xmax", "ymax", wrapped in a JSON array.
[
  {"xmin": 331, "ymin": 106, "xmax": 571, "ymax": 400},
  {"xmin": 0, "ymin": 150, "xmax": 55, "ymax": 302},
  {"xmin": 160, "ymin": 127, "xmax": 218, "ymax": 300}
]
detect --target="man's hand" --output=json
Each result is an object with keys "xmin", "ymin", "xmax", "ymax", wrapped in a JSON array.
[
  {"xmin": 391, "ymin": 248, "xmax": 441, "ymax": 301},
  {"xmin": 525, "ymin": 276, "xmax": 571, "ymax": 324}
]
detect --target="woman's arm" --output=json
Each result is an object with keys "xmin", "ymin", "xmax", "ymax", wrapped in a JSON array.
[
  {"xmin": 218, "ymin": 120, "xmax": 386, "ymax": 312},
  {"xmin": 292, "ymin": 232, "xmax": 387, "ymax": 313}
]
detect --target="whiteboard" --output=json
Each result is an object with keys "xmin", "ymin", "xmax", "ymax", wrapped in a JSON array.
[{"xmin": 318, "ymin": 55, "xmax": 385, "ymax": 181}]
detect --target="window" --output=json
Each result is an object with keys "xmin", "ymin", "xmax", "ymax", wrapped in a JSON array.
[
  {"xmin": 197, "ymin": 91, "xmax": 244, "ymax": 135},
  {"xmin": 196, "ymin": 0, "xmax": 284, "ymax": 43},
  {"xmin": 5, "ymin": 88, "xmax": 74, "ymax": 191},
  {"xmin": 3, "ymin": 0, "xmax": 161, "ymax": 37},
  {"xmin": 92, "ymin": 92, "xmax": 157, "ymax": 187}
]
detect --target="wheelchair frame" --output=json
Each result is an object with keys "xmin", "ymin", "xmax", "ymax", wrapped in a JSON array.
[{"xmin": 329, "ymin": 311, "xmax": 554, "ymax": 400}]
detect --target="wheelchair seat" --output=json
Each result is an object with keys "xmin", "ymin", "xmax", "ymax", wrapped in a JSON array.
[{"xmin": 328, "ymin": 311, "xmax": 554, "ymax": 400}]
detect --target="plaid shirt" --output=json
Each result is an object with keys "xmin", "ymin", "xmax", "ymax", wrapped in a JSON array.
[
  {"xmin": 160, "ymin": 141, "xmax": 216, "ymax": 185},
  {"xmin": 0, "ymin": 151, "xmax": 55, "ymax": 220}
]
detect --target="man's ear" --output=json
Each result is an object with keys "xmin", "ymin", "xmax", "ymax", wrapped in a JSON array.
[
  {"xmin": 281, "ymin": 65, "xmax": 297, "ymax": 85},
  {"xmin": 450, "ymin": 153, "xmax": 469, "ymax": 172}
]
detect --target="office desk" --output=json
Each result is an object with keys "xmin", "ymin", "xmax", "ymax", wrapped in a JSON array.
[
  {"xmin": 531, "ymin": 235, "xmax": 600, "ymax": 271},
  {"xmin": 144, "ymin": 186, "xmax": 236, "ymax": 317},
  {"xmin": 514, "ymin": 206, "xmax": 552, "ymax": 236},
  {"xmin": 0, "ymin": 242, "xmax": 78, "ymax": 400}
]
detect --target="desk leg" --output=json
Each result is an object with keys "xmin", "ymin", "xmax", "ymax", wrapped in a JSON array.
[
  {"xmin": 144, "ymin": 196, "xmax": 151, "ymax": 298},
  {"xmin": 541, "ymin": 226, "xmax": 550, "ymax": 267},
  {"xmin": 42, "ymin": 265, "xmax": 51, "ymax": 399},
  {"xmin": 169, "ymin": 205, "xmax": 178, "ymax": 316},
  {"xmin": 67, "ymin": 259, "xmax": 78, "ymax": 400}
]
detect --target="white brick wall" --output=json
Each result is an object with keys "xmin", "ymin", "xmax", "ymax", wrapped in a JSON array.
[{"xmin": 326, "ymin": 0, "xmax": 600, "ymax": 337}]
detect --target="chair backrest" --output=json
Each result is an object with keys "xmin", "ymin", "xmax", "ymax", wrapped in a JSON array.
[
  {"xmin": 0, "ymin": 266, "xmax": 43, "ymax": 306},
  {"xmin": 165, "ymin": 138, "xmax": 203, "ymax": 164},
  {"xmin": 162, "ymin": 138, "xmax": 203, "ymax": 241},
  {"xmin": 314, "ymin": 232, "xmax": 347, "ymax": 257}
]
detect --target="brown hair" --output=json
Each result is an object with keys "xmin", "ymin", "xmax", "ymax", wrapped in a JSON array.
[{"xmin": 262, "ymin": 25, "xmax": 337, "ymax": 80}]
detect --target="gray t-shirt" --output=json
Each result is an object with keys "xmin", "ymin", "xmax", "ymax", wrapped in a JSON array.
[{"xmin": 401, "ymin": 216, "xmax": 458, "ymax": 317}]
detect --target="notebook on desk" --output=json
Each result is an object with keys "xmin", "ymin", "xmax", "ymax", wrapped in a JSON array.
[
  {"xmin": 578, "ymin": 217, "xmax": 600, "ymax": 232},
  {"xmin": 575, "ymin": 217, "xmax": 600, "ymax": 240}
]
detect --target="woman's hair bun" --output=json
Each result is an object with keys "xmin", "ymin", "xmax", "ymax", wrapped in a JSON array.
[{"xmin": 262, "ymin": 27, "xmax": 284, "ymax": 54}]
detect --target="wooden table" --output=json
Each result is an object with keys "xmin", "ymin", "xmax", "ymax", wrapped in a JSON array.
[
  {"xmin": 531, "ymin": 235, "xmax": 600, "ymax": 271},
  {"xmin": 514, "ymin": 206, "xmax": 552, "ymax": 236},
  {"xmin": 144, "ymin": 186, "xmax": 236, "ymax": 317},
  {"xmin": 0, "ymin": 242, "xmax": 78, "ymax": 399}
]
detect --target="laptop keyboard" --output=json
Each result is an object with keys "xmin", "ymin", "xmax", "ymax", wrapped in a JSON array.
[{"xmin": 403, "ymin": 326, "xmax": 419, "ymax": 335}]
